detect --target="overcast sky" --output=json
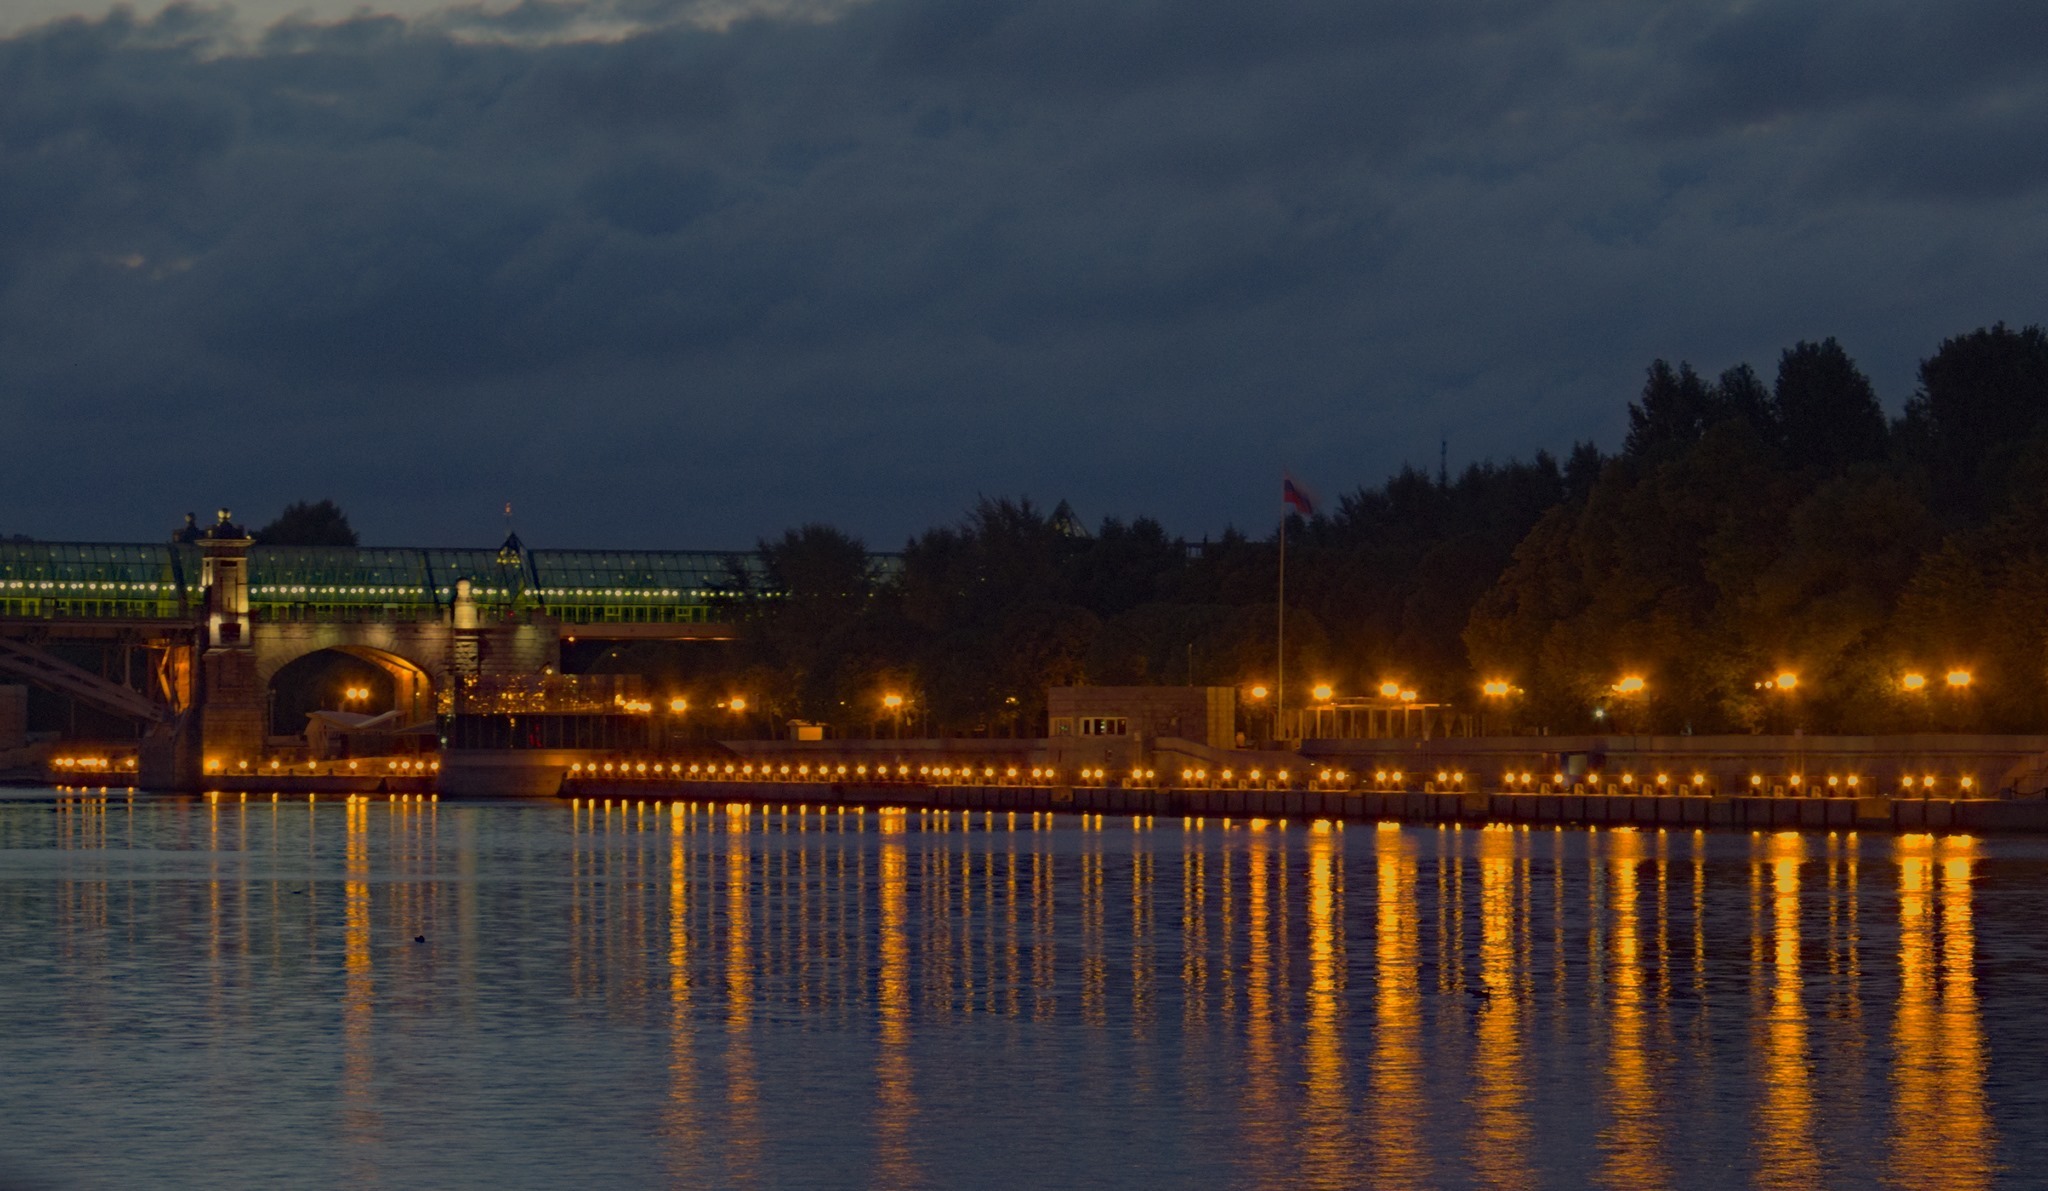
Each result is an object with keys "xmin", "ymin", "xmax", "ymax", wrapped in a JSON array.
[{"xmin": 2, "ymin": 0, "xmax": 2043, "ymax": 549}]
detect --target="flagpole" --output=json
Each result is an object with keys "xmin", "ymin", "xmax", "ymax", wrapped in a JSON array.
[{"xmin": 1276, "ymin": 505, "xmax": 1286, "ymax": 744}]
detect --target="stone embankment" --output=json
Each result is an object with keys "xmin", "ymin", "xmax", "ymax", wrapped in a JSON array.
[{"xmin": 560, "ymin": 777, "xmax": 2048, "ymax": 833}]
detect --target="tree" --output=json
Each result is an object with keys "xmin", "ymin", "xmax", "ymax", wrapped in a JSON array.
[
  {"xmin": 739, "ymin": 524, "xmax": 876, "ymax": 721},
  {"xmin": 625, "ymin": 323, "xmax": 2048, "ymax": 739},
  {"xmin": 1899, "ymin": 323, "xmax": 2048, "ymax": 523},
  {"xmin": 1713, "ymin": 363, "xmax": 1774, "ymax": 438},
  {"xmin": 1064, "ymin": 517, "xmax": 1184, "ymax": 616},
  {"xmin": 1623, "ymin": 361, "xmax": 1717, "ymax": 460},
  {"xmin": 253, "ymin": 500, "xmax": 358, "ymax": 546},
  {"xmin": 1771, "ymin": 339, "xmax": 1886, "ymax": 473},
  {"xmin": 760, "ymin": 524, "xmax": 871, "ymax": 603},
  {"xmin": 1728, "ymin": 473, "xmax": 1937, "ymax": 731},
  {"xmin": 1467, "ymin": 418, "xmax": 1794, "ymax": 733}
]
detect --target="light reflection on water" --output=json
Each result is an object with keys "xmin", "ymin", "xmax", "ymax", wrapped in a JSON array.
[{"xmin": 1, "ymin": 792, "xmax": 2044, "ymax": 1189}]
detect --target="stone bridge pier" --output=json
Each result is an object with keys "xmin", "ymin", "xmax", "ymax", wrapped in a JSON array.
[{"xmin": 152, "ymin": 530, "xmax": 562, "ymax": 786}]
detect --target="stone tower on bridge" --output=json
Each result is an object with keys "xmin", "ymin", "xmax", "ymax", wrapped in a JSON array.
[{"xmin": 196, "ymin": 510, "xmax": 265, "ymax": 764}]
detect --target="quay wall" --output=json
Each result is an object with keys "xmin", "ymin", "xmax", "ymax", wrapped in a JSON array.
[
  {"xmin": 441, "ymin": 732, "xmax": 2048, "ymax": 801},
  {"xmin": 1300, "ymin": 733, "xmax": 2048, "ymax": 797},
  {"xmin": 558, "ymin": 778, "xmax": 2048, "ymax": 834},
  {"xmin": 204, "ymin": 774, "xmax": 436, "ymax": 796}
]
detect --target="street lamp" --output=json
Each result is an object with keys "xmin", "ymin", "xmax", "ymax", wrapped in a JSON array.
[
  {"xmin": 1480, "ymin": 679, "xmax": 1513, "ymax": 735},
  {"xmin": 1377, "ymin": 681, "xmax": 1400, "ymax": 698},
  {"xmin": 1900, "ymin": 672, "xmax": 1927, "ymax": 691},
  {"xmin": 1312, "ymin": 683, "xmax": 1334, "ymax": 702},
  {"xmin": 1609, "ymin": 675, "xmax": 1646, "ymax": 732},
  {"xmin": 1946, "ymin": 669, "xmax": 1973, "ymax": 688},
  {"xmin": 1243, "ymin": 684, "xmax": 1271, "ymax": 744},
  {"xmin": 1773, "ymin": 672, "xmax": 1798, "ymax": 691},
  {"xmin": 669, "ymin": 696, "xmax": 688, "ymax": 713}
]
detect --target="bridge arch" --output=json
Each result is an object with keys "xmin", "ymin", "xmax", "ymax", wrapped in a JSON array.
[{"xmin": 263, "ymin": 644, "xmax": 438, "ymax": 737}]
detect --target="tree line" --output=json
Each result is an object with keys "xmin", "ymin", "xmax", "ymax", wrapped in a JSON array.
[
  {"xmin": 250, "ymin": 323, "xmax": 2048, "ymax": 737},
  {"xmin": 708, "ymin": 323, "xmax": 2048, "ymax": 738}
]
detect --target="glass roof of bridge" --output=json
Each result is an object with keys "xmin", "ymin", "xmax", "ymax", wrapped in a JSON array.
[
  {"xmin": 532, "ymin": 550, "xmax": 755, "ymax": 603},
  {"xmin": 248, "ymin": 547, "xmax": 761, "ymax": 606},
  {"xmin": 0, "ymin": 542, "xmax": 894, "ymax": 609},
  {"xmin": 0, "ymin": 542, "xmax": 190, "ymax": 596}
]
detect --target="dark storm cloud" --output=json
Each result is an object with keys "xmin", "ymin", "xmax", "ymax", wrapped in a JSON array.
[{"xmin": 1, "ymin": 0, "xmax": 2043, "ymax": 547}]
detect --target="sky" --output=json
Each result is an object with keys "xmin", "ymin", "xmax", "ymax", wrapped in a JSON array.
[{"xmin": 1, "ymin": 0, "xmax": 2044, "ymax": 550}]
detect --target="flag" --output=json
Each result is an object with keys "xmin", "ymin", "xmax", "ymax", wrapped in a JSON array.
[{"xmin": 1282, "ymin": 475, "xmax": 1316, "ymax": 517}]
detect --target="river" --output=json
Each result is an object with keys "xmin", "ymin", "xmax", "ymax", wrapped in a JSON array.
[{"xmin": 1, "ymin": 789, "xmax": 2044, "ymax": 1189}]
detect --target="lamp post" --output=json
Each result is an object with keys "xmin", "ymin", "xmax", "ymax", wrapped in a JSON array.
[
  {"xmin": 883, "ymin": 692, "xmax": 904, "ymax": 740},
  {"xmin": 1944, "ymin": 668, "xmax": 1974, "ymax": 731},
  {"xmin": 1900, "ymin": 668, "xmax": 1973, "ymax": 730},
  {"xmin": 1307, "ymin": 683, "xmax": 1334, "ymax": 740},
  {"xmin": 665, "ymin": 696, "xmax": 688, "ymax": 747},
  {"xmin": 1610, "ymin": 675, "xmax": 1646, "ymax": 734},
  {"xmin": 1480, "ymin": 678, "xmax": 1514, "ymax": 736},
  {"xmin": 1753, "ymin": 671, "xmax": 1799, "ymax": 733}
]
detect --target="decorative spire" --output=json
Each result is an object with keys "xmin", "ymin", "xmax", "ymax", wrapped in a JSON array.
[{"xmin": 202, "ymin": 508, "xmax": 249, "ymax": 541}]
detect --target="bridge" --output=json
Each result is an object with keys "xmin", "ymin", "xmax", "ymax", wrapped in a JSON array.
[{"xmin": 0, "ymin": 512, "xmax": 776, "ymax": 787}]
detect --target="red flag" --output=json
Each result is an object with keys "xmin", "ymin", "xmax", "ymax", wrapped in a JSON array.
[{"xmin": 1282, "ymin": 475, "xmax": 1316, "ymax": 517}]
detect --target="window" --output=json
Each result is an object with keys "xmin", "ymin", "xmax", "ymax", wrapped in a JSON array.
[{"xmin": 1079, "ymin": 717, "xmax": 1128, "ymax": 736}]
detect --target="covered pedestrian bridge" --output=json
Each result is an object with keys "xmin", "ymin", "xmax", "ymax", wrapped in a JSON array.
[{"xmin": 0, "ymin": 539, "xmax": 763, "ymax": 632}]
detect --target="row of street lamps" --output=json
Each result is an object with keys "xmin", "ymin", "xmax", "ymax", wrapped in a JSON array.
[
  {"xmin": 1238, "ymin": 666, "xmax": 1980, "ymax": 710},
  {"xmin": 1246, "ymin": 681, "xmax": 1421, "ymax": 704}
]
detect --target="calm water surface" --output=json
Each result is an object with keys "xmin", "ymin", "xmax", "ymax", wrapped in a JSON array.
[{"xmin": 1, "ymin": 789, "xmax": 2045, "ymax": 1189}]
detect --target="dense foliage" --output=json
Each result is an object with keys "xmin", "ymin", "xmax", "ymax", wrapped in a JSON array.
[
  {"xmin": 712, "ymin": 324, "xmax": 2048, "ymax": 737},
  {"xmin": 253, "ymin": 499, "xmax": 360, "ymax": 547}
]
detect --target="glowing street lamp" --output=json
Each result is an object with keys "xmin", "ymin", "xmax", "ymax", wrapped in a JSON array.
[
  {"xmin": 1900, "ymin": 672, "xmax": 1927, "ymax": 692},
  {"xmin": 1613, "ymin": 675, "xmax": 1646, "ymax": 695},
  {"xmin": 882, "ymin": 693, "xmax": 904, "ymax": 710},
  {"xmin": 1478, "ymin": 678, "xmax": 1513, "ymax": 735},
  {"xmin": 1946, "ymin": 669, "xmax": 1974, "ymax": 689},
  {"xmin": 1312, "ymin": 683, "xmax": 1334, "ymax": 702},
  {"xmin": 728, "ymin": 696, "xmax": 748, "ymax": 713},
  {"xmin": 1377, "ymin": 681, "xmax": 1400, "ymax": 698},
  {"xmin": 1773, "ymin": 672, "xmax": 1798, "ymax": 691},
  {"xmin": 669, "ymin": 696, "xmax": 688, "ymax": 713},
  {"xmin": 1248, "ymin": 684, "xmax": 1269, "ymax": 700}
]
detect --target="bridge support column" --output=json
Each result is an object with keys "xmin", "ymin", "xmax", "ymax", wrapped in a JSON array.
[
  {"xmin": 451, "ymin": 577, "xmax": 480, "ymax": 713},
  {"xmin": 139, "ymin": 714, "xmax": 200, "ymax": 790},
  {"xmin": 196, "ymin": 511, "xmax": 266, "ymax": 771},
  {"xmin": 200, "ymin": 653, "xmax": 265, "ymax": 766}
]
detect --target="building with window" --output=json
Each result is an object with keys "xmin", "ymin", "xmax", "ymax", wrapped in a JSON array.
[{"xmin": 1046, "ymin": 686, "xmax": 1236, "ymax": 769}]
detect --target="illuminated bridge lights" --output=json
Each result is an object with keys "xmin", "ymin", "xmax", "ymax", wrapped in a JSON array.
[{"xmin": 0, "ymin": 541, "xmax": 909, "ymax": 624}]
